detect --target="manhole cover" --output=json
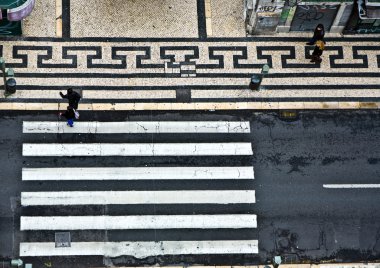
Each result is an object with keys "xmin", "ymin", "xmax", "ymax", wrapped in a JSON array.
[{"xmin": 55, "ymin": 232, "xmax": 71, "ymax": 248}]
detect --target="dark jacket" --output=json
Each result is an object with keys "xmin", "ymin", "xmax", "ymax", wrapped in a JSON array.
[
  {"xmin": 60, "ymin": 91, "xmax": 81, "ymax": 109},
  {"xmin": 61, "ymin": 108, "xmax": 75, "ymax": 120},
  {"xmin": 313, "ymin": 25, "xmax": 325, "ymax": 41},
  {"xmin": 312, "ymin": 46, "xmax": 323, "ymax": 57}
]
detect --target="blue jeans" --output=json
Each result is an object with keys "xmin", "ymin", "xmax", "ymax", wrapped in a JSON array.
[{"xmin": 67, "ymin": 118, "xmax": 74, "ymax": 127}]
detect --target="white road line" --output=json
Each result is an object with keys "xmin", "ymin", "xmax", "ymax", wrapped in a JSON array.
[
  {"xmin": 323, "ymin": 184, "xmax": 380, "ymax": 188},
  {"xmin": 20, "ymin": 215, "xmax": 257, "ymax": 230},
  {"xmin": 19, "ymin": 240, "xmax": 259, "ymax": 257},
  {"xmin": 23, "ymin": 121, "xmax": 251, "ymax": 134},
  {"xmin": 21, "ymin": 190, "xmax": 256, "ymax": 206},
  {"xmin": 22, "ymin": 166, "xmax": 254, "ymax": 181},
  {"xmin": 22, "ymin": 143, "xmax": 253, "ymax": 156}
]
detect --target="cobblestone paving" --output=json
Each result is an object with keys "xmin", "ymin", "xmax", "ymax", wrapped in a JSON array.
[
  {"xmin": 22, "ymin": 0, "xmax": 56, "ymax": 37},
  {"xmin": 70, "ymin": 0, "xmax": 199, "ymax": 38},
  {"xmin": 210, "ymin": 0, "xmax": 246, "ymax": 37},
  {"xmin": 2, "ymin": 0, "xmax": 379, "ymax": 110},
  {"xmin": 0, "ymin": 37, "xmax": 379, "ymax": 110}
]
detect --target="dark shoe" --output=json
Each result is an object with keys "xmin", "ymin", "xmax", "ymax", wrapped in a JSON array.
[
  {"xmin": 306, "ymin": 42, "xmax": 314, "ymax": 45},
  {"xmin": 310, "ymin": 59, "xmax": 315, "ymax": 62}
]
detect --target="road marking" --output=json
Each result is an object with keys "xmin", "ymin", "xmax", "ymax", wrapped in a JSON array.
[
  {"xmin": 323, "ymin": 184, "xmax": 380, "ymax": 188},
  {"xmin": 23, "ymin": 121, "xmax": 251, "ymax": 134},
  {"xmin": 20, "ymin": 215, "xmax": 257, "ymax": 230},
  {"xmin": 21, "ymin": 190, "xmax": 256, "ymax": 206},
  {"xmin": 22, "ymin": 143, "xmax": 253, "ymax": 156},
  {"xmin": 19, "ymin": 240, "xmax": 259, "ymax": 257},
  {"xmin": 22, "ymin": 166, "xmax": 254, "ymax": 181}
]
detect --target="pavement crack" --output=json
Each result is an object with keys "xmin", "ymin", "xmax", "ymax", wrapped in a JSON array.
[{"xmin": 136, "ymin": 122, "xmax": 148, "ymax": 132}]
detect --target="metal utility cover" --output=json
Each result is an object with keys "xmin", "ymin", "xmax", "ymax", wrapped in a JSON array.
[{"xmin": 55, "ymin": 232, "xmax": 71, "ymax": 248}]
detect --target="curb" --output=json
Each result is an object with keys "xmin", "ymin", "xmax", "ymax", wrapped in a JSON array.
[
  {"xmin": 98, "ymin": 264, "xmax": 380, "ymax": 268},
  {"xmin": 0, "ymin": 102, "xmax": 379, "ymax": 111}
]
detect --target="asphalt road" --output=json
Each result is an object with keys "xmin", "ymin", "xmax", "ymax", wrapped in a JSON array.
[{"xmin": 0, "ymin": 110, "xmax": 379, "ymax": 267}]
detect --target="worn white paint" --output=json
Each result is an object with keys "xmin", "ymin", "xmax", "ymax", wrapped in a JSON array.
[
  {"xmin": 20, "ymin": 214, "xmax": 257, "ymax": 230},
  {"xmin": 22, "ymin": 121, "xmax": 251, "ymax": 134},
  {"xmin": 22, "ymin": 166, "xmax": 254, "ymax": 181},
  {"xmin": 22, "ymin": 143, "xmax": 254, "ymax": 156},
  {"xmin": 323, "ymin": 184, "xmax": 380, "ymax": 189},
  {"xmin": 19, "ymin": 240, "xmax": 259, "ymax": 257},
  {"xmin": 21, "ymin": 190, "xmax": 256, "ymax": 206}
]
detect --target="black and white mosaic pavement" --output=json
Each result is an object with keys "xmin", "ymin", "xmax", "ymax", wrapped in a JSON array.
[{"xmin": 0, "ymin": 37, "xmax": 379, "ymax": 104}]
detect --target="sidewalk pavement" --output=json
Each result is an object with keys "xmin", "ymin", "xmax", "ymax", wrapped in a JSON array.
[
  {"xmin": 0, "ymin": 36, "xmax": 379, "ymax": 111},
  {"xmin": 0, "ymin": 0, "xmax": 379, "ymax": 111}
]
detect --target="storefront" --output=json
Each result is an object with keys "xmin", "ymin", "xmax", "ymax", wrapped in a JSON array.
[
  {"xmin": 246, "ymin": 0, "xmax": 380, "ymax": 34},
  {"xmin": 344, "ymin": 0, "xmax": 380, "ymax": 33},
  {"xmin": 277, "ymin": 0, "xmax": 354, "ymax": 33},
  {"xmin": 0, "ymin": 0, "xmax": 35, "ymax": 36}
]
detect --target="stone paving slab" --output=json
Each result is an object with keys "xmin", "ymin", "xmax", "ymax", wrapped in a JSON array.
[
  {"xmin": 22, "ymin": 0, "xmax": 56, "ymax": 37},
  {"xmin": 69, "ymin": 0, "xmax": 199, "ymax": 38},
  {"xmin": 209, "ymin": 0, "xmax": 246, "ymax": 37},
  {"xmin": 0, "ymin": 37, "xmax": 379, "ymax": 110}
]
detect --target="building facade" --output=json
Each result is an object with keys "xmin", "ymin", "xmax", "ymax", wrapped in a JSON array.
[{"xmin": 245, "ymin": 0, "xmax": 380, "ymax": 34}]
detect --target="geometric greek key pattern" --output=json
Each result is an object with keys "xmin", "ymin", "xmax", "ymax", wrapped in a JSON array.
[
  {"xmin": 1, "ymin": 39, "xmax": 379, "ymax": 75},
  {"xmin": 1, "ymin": 37, "xmax": 380, "ymax": 105}
]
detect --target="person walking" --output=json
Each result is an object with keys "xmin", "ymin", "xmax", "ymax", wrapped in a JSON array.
[
  {"xmin": 59, "ymin": 106, "xmax": 76, "ymax": 127},
  {"xmin": 59, "ymin": 88, "xmax": 81, "ymax": 110},
  {"xmin": 310, "ymin": 40, "xmax": 325, "ymax": 63},
  {"xmin": 306, "ymin": 24, "xmax": 325, "ymax": 45}
]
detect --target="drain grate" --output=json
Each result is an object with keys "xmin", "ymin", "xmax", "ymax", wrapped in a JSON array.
[{"xmin": 55, "ymin": 232, "xmax": 71, "ymax": 248}]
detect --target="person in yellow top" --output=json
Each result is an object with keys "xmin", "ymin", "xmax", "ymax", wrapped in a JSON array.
[{"xmin": 310, "ymin": 40, "xmax": 325, "ymax": 63}]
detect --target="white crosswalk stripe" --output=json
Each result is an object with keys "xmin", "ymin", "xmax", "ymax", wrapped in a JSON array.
[
  {"xmin": 21, "ymin": 215, "xmax": 257, "ymax": 230},
  {"xmin": 20, "ymin": 120, "xmax": 257, "ymax": 258},
  {"xmin": 22, "ymin": 166, "xmax": 254, "ymax": 181},
  {"xmin": 19, "ymin": 240, "xmax": 259, "ymax": 257},
  {"xmin": 23, "ymin": 143, "xmax": 253, "ymax": 156},
  {"xmin": 21, "ymin": 190, "xmax": 256, "ymax": 206},
  {"xmin": 23, "ymin": 121, "xmax": 251, "ymax": 134}
]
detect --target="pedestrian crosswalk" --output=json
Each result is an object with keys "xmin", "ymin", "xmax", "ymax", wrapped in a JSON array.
[
  {"xmin": 23, "ymin": 121, "xmax": 251, "ymax": 133},
  {"xmin": 19, "ymin": 120, "xmax": 257, "ymax": 258},
  {"xmin": 21, "ymin": 215, "xmax": 257, "ymax": 230},
  {"xmin": 23, "ymin": 143, "xmax": 253, "ymax": 157},
  {"xmin": 21, "ymin": 190, "xmax": 256, "ymax": 205},
  {"xmin": 22, "ymin": 167, "xmax": 254, "ymax": 180},
  {"xmin": 20, "ymin": 241, "xmax": 259, "ymax": 258}
]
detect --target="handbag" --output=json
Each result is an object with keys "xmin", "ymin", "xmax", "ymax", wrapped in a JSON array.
[{"xmin": 73, "ymin": 109, "xmax": 80, "ymax": 119}]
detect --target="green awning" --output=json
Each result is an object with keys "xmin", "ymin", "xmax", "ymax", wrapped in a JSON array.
[{"xmin": 0, "ymin": 0, "xmax": 24, "ymax": 9}]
